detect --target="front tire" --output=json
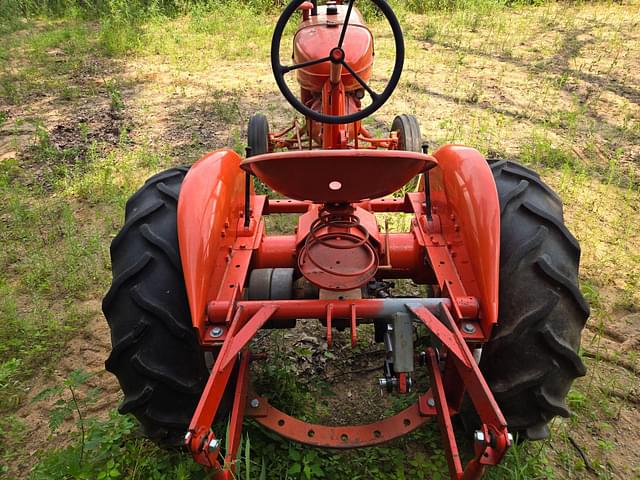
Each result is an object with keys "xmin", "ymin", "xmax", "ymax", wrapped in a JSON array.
[
  {"xmin": 480, "ymin": 160, "xmax": 589, "ymax": 440},
  {"xmin": 248, "ymin": 114, "xmax": 270, "ymax": 156},
  {"xmin": 391, "ymin": 114, "xmax": 422, "ymax": 191},
  {"xmin": 391, "ymin": 114, "xmax": 422, "ymax": 152}
]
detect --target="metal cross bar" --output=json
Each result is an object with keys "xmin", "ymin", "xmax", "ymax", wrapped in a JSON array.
[
  {"xmin": 219, "ymin": 306, "xmax": 278, "ymax": 370},
  {"xmin": 408, "ymin": 305, "xmax": 471, "ymax": 368}
]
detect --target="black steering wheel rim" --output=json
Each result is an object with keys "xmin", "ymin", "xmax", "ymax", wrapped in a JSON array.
[{"xmin": 271, "ymin": 0, "xmax": 405, "ymax": 125}]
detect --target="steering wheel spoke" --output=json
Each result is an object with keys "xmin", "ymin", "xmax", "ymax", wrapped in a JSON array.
[
  {"xmin": 341, "ymin": 60, "xmax": 378, "ymax": 100},
  {"xmin": 281, "ymin": 56, "xmax": 332, "ymax": 74},
  {"xmin": 338, "ymin": 0, "xmax": 356, "ymax": 49}
]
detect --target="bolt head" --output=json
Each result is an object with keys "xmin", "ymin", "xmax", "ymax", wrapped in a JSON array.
[
  {"xmin": 507, "ymin": 433, "xmax": 514, "ymax": 445},
  {"xmin": 250, "ymin": 398, "xmax": 260, "ymax": 408},
  {"xmin": 427, "ymin": 398, "xmax": 435, "ymax": 407},
  {"xmin": 210, "ymin": 326, "xmax": 224, "ymax": 338},
  {"xmin": 208, "ymin": 439, "xmax": 221, "ymax": 452},
  {"xmin": 474, "ymin": 431, "xmax": 485, "ymax": 443},
  {"xmin": 462, "ymin": 322, "xmax": 476, "ymax": 334}
]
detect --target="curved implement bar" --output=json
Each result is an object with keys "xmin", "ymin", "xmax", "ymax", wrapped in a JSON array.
[{"xmin": 249, "ymin": 396, "xmax": 434, "ymax": 448}]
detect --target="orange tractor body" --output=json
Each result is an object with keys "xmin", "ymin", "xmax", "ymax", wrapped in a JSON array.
[{"xmin": 177, "ymin": 2, "xmax": 508, "ymax": 476}]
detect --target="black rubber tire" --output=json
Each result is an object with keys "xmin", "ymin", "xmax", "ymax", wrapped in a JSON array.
[
  {"xmin": 480, "ymin": 160, "xmax": 589, "ymax": 440},
  {"xmin": 392, "ymin": 114, "xmax": 422, "ymax": 191},
  {"xmin": 248, "ymin": 114, "xmax": 270, "ymax": 156},
  {"xmin": 391, "ymin": 114, "xmax": 422, "ymax": 153},
  {"xmin": 103, "ymin": 167, "xmax": 212, "ymax": 447}
]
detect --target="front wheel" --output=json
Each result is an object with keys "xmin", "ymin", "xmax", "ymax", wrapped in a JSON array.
[
  {"xmin": 480, "ymin": 160, "xmax": 589, "ymax": 440},
  {"xmin": 391, "ymin": 114, "xmax": 422, "ymax": 191},
  {"xmin": 391, "ymin": 114, "xmax": 422, "ymax": 153},
  {"xmin": 248, "ymin": 113, "xmax": 270, "ymax": 156}
]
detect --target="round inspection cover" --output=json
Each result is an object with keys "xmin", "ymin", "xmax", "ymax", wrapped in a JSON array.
[{"xmin": 299, "ymin": 235, "xmax": 378, "ymax": 291}]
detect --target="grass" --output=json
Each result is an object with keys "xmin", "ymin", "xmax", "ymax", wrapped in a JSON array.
[{"xmin": 1, "ymin": 0, "xmax": 639, "ymax": 478}]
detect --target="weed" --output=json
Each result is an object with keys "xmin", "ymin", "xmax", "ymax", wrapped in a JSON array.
[
  {"xmin": 521, "ymin": 132, "xmax": 579, "ymax": 170},
  {"xmin": 98, "ymin": 0, "xmax": 145, "ymax": 56},
  {"xmin": 486, "ymin": 437, "xmax": 554, "ymax": 479},
  {"xmin": 422, "ymin": 22, "xmax": 438, "ymax": 42},
  {"xmin": 34, "ymin": 369, "xmax": 97, "ymax": 464},
  {"xmin": 0, "ymin": 75, "xmax": 21, "ymax": 104},
  {"xmin": 30, "ymin": 409, "xmax": 209, "ymax": 480},
  {"xmin": 0, "ymin": 414, "xmax": 27, "ymax": 473},
  {"xmin": 104, "ymin": 79, "xmax": 124, "ymax": 113},
  {"xmin": 252, "ymin": 331, "xmax": 315, "ymax": 417}
]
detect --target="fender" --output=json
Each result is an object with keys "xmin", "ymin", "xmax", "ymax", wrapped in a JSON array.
[
  {"xmin": 431, "ymin": 145, "xmax": 500, "ymax": 332},
  {"xmin": 177, "ymin": 149, "xmax": 245, "ymax": 336}
]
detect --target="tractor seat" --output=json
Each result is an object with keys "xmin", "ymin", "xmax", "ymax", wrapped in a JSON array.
[{"xmin": 241, "ymin": 150, "xmax": 437, "ymax": 203}]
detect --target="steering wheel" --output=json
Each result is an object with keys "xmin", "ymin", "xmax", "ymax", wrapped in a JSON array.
[{"xmin": 271, "ymin": 0, "xmax": 405, "ymax": 125}]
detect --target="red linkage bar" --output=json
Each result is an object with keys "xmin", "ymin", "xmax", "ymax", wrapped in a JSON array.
[
  {"xmin": 187, "ymin": 307, "xmax": 246, "ymax": 467},
  {"xmin": 409, "ymin": 305, "xmax": 471, "ymax": 368},
  {"xmin": 350, "ymin": 303, "xmax": 357, "ymax": 347},
  {"xmin": 426, "ymin": 348, "xmax": 464, "ymax": 478},
  {"xmin": 214, "ymin": 351, "xmax": 251, "ymax": 480},
  {"xmin": 326, "ymin": 303, "xmax": 333, "ymax": 347},
  {"xmin": 436, "ymin": 305, "xmax": 511, "ymax": 479},
  {"xmin": 218, "ymin": 306, "xmax": 278, "ymax": 370}
]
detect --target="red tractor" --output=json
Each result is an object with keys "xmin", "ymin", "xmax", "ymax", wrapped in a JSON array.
[{"xmin": 103, "ymin": 1, "xmax": 588, "ymax": 478}]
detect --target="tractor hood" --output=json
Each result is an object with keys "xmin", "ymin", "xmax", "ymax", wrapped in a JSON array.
[{"xmin": 293, "ymin": 4, "xmax": 373, "ymax": 93}]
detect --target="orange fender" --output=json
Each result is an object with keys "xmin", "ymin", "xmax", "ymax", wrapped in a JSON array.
[
  {"xmin": 177, "ymin": 149, "xmax": 245, "ymax": 335},
  {"xmin": 431, "ymin": 145, "xmax": 500, "ymax": 330}
]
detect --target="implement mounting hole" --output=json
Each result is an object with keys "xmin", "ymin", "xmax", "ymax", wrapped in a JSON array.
[
  {"xmin": 340, "ymin": 434, "xmax": 349, "ymax": 442},
  {"xmin": 308, "ymin": 430, "xmax": 315, "ymax": 438},
  {"xmin": 277, "ymin": 419, "xmax": 285, "ymax": 427}
]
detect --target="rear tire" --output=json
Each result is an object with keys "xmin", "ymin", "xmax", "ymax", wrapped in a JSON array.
[
  {"xmin": 103, "ymin": 168, "xmax": 215, "ymax": 447},
  {"xmin": 480, "ymin": 160, "xmax": 589, "ymax": 440}
]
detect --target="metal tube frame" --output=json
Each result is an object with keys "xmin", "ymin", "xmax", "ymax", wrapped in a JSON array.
[{"xmin": 184, "ymin": 188, "xmax": 510, "ymax": 480}]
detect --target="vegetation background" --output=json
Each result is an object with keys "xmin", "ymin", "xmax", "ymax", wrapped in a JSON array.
[{"xmin": 0, "ymin": 0, "xmax": 638, "ymax": 479}]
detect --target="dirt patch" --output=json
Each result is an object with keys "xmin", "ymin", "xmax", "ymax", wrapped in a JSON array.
[
  {"xmin": 559, "ymin": 309, "xmax": 640, "ymax": 479},
  {"xmin": 5, "ymin": 300, "xmax": 120, "ymax": 478}
]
